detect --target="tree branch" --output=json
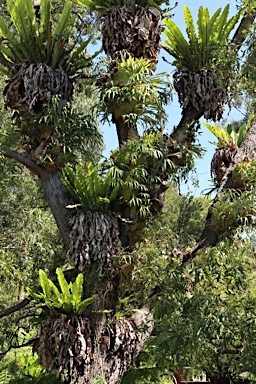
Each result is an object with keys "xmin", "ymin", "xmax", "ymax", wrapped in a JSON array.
[
  {"xmin": 232, "ymin": 11, "xmax": 255, "ymax": 48},
  {"xmin": 0, "ymin": 298, "xmax": 30, "ymax": 320},
  {"xmin": 182, "ymin": 116, "xmax": 256, "ymax": 264},
  {"xmin": 1, "ymin": 148, "xmax": 44, "ymax": 176},
  {"xmin": 0, "ymin": 338, "xmax": 37, "ymax": 359},
  {"xmin": 168, "ymin": 8, "xmax": 256, "ymax": 167}
]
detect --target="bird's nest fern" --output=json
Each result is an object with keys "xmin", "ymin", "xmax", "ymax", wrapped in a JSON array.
[{"xmin": 162, "ymin": 5, "xmax": 239, "ymax": 120}]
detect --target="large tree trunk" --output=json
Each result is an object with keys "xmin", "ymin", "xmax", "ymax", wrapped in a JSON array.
[
  {"xmin": 35, "ymin": 305, "xmax": 153, "ymax": 384},
  {"xmin": 35, "ymin": 173, "xmax": 154, "ymax": 384},
  {"xmin": 39, "ymin": 169, "xmax": 75, "ymax": 249}
]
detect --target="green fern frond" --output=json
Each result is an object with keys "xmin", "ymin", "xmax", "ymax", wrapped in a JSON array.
[
  {"xmin": 62, "ymin": 163, "xmax": 119, "ymax": 212},
  {"xmin": 162, "ymin": 19, "xmax": 191, "ymax": 66},
  {"xmin": 0, "ymin": 0, "xmax": 98, "ymax": 75},
  {"xmin": 27, "ymin": 268, "xmax": 98, "ymax": 316},
  {"xmin": 203, "ymin": 116, "xmax": 253, "ymax": 148},
  {"xmin": 184, "ymin": 6, "xmax": 199, "ymax": 62},
  {"xmin": 101, "ymin": 51, "xmax": 170, "ymax": 128},
  {"xmin": 162, "ymin": 5, "xmax": 239, "ymax": 70}
]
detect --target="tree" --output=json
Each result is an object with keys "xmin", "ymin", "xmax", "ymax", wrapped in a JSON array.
[{"xmin": 0, "ymin": 0, "xmax": 255, "ymax": 383}]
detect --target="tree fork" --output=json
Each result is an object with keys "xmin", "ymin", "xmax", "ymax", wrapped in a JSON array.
[{"xmin": 182, "ymin": 115, "xmax": 256, "ymax": 264}]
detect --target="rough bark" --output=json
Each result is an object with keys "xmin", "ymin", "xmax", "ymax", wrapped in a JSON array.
[
  {"xmin": 39, "ymin": 169, "xmax": 75, "ymax": 249},
  {"xmin": 35, "ymin": 305, "xmax": 153, "ymax": 384},
  {"xmin": 113, "ymin": 115, "xmax": 139, "ymax": 147}
]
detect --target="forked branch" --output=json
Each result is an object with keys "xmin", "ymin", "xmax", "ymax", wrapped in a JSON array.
[{"xmin": 182, "ymin": 115, "xmax": 256, "ymax": 264}]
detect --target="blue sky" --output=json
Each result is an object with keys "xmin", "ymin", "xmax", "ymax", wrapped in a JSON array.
[{"xmin": 98, "ymin": 0, "xmax": 243, "ymax": 195}]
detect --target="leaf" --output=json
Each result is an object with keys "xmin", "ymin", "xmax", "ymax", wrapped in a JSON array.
[
  {"xmin": 215, "ymin": 5, "xmax": 229, "ymax": 43},
  {"xmin": 53, "ymin": 0, "xmax": 72, "ymax": 41},
  {"xmin": 77, "ymin": 294, "xmax": 98, "ymax": 315},
  {"xmin": 26, "ymin": 287, "xmax": 44, "ymax": 303},
  {"xmin": 71, "ymin": 273, "xmax": 84, "ymax": 307},
  {"xmin": 56, "ymin": 268, "xmax": 71, "ymax": 299},
  {"xmin": 39, "ymin": 269, "xmax": 51, "ymax": 299},
  {"xmin": 40, "ymin": 0, "xmax": 51, "ymax": 41},
  {"xmin": 162, "ymin": 19, "xmax": 191, "ymax": 67},
  {"xmin": 184, "ymin": 6, "xmax": 199, "ymax": 63}
]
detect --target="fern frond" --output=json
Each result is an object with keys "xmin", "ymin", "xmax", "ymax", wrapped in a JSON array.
[
  {"xmin": 203, "ymin": 122, "xmax": 230, "ymax": 146},
  {"xmin": 163, "ymin": 5, "xmax": 239, "ymax": 70},
  {"xmin": 56, "ymin": 268, "xmax": 71, "ymax": 299},
  {"xmin": 221, "ymin": 13, "xmax": 240, "ymax": 42},
  {"xmin": 162, "ymin": 19, "xmax": 191, "ymax": 66},
  {"xmin": 184, "ymin": 6, "xmax": 199, "ymax": 63},
  {"xmin": 215, "ymin": 4, "xmax": 229, "ymax": 43},
  {"xmin": 53, "ymin": 0, "xmax": 72, "ymax": 41}
]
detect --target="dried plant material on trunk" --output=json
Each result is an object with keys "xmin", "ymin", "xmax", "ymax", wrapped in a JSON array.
[
  {"xmin": 68, "ymin": 210, "xmax": 121, "ymax": 270},
  {"xmin": 174, "ymin": 68, "xmax": 232, "ymax": 121},
  {"xmin": 35, "ymin": 307, "xmax": 153, "ymax": 383},
  {"xmin": 4, "ymin": 63, "xmax": 73, "ymax": 114},
  {"xmin": 211, "ymin": 145, "xmax": 237, "ymax": 184},
  {"xmin": 100, "ymin": 5, "xmax": 162, "ymax": 63},
  {"xmin": 35, "ymin": 314, "xmax": 92, "ymax": 381}
]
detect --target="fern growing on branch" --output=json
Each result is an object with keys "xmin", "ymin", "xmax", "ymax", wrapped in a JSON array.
[
  {"xmin": 27, "ymin": 268, "xmax": 98, "ymax": 316},
  {"xmin": 100, "ymin": 51, "xmax": 171, "ymax": 129},
  {"xmin": 0, "ymin": 0, "xmax": 99, "ymax": 76},
  {"xmin": 162, "ymin": 4, "xmax": 239, "ymax": 70}
]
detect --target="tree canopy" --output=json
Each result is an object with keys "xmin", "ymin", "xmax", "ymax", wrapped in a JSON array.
[{"xmin": 0, "ymin": 0, "xmax": 256, "ymax": 383}]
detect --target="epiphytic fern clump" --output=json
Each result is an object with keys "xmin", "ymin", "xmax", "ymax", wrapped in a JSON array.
[
  {"xmin": 76, "ymin": 0, "xmax": 170, "ymax": 63},
  {"xmin": 4, "ymin": 63, "xmax": 73, "ymax": 115},
  {"xmin": 203, "ymin": 115, "xmax": 253, "ymax": 184},
  {"xmin": 100, "ymin": 5, "xmax": 162, "ymax": 63},
  {"xmin": 68, "ymin": 210, "xmax": 121, "ymax": 270},
  {"xmin": 162, "ymin": 5, "xmax": 239, "ymax": 121},
  {"xmin": 0, "ymin": 0, "xmax": 98, "ymax": 115},
  {"xmin": 100, "ymin": 51, "xmax": 169, "ymax": 129},
  {"xmin": 173, "ymin": 68, "xmax": 232, "ymax": 121}
]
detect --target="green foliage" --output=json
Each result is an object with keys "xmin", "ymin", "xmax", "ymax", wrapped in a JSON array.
[
  {"xmin": 106, "ymin": 131, "xmax": 175, "ymax": 219},
  {"xmin": 162, "ymin": 5, "xmax": 239, "ymax": 70},
  {"xmin": 100, "ymin": 51, "xmax": 171, "ymax": 129},
  {"xmin": 118, "ymin": 187, "xmax": 210, "ymax": 379},
  {"xmin": 26, "ymin": 268, "xmax": 98, "ymax": 315},
  {"xmin": 150, "ymin": 236, "xmax": 256, "ymax": 381},
  {"xmin": 75, "ymin": 0, "xmax": 170, "ymax": 14},
  {"xmin": 0, "ymin": 0, "xmax": 99, "ymax": 75},
  {"xmin": 7, "ymin": 353, "xmax": 61, "ymax": 383},
  {"xmin": 90, "ymin": 377, "xmax": 107, "ymax": 384},
  {"xmin": 62, "ymin": 162, "xmax": 119, "ymax": 212},
  {"xmin": 210, "ymin": 188, "xmax": 255, "ymax": 232},
  {"xmin": 203, "ymin": 113, "xmax": 254, "ymax": 148},
  {"xmin": 63, "ymin": 131, "xmax": 177, "ymax": 219},
  {"xmin": 21, "ymin": 95, "xmax": 103, "ymax": 167}
]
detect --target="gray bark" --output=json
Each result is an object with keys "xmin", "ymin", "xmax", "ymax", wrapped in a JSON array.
[{"xmin": 39, "ymin": 169, "xmax": 75, "ymax": 249}]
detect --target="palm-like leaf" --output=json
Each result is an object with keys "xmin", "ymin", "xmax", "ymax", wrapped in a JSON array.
[
  {"xmin": 101, "ymin": 52, "xmax": 170, "ymax": 128},
  {"xmin": 162, "ymin": 4, "xmax": 239, "ymax": 70},
  {"xmin": 0, "ymin": 0, "xmax": 99, "ymax": 75},
  {"xmin": 62, "ymin": 163, "xmax": 119, "ymax": 212}
]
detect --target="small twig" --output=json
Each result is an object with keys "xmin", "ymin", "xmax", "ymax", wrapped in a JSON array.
[
  {"xmin": 0, "ymin": 298, "xmax": 30, "ymax": 319},
  {"xmin": 0, "ymin": 338, "xmax": 37, "ymax": 359}
]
